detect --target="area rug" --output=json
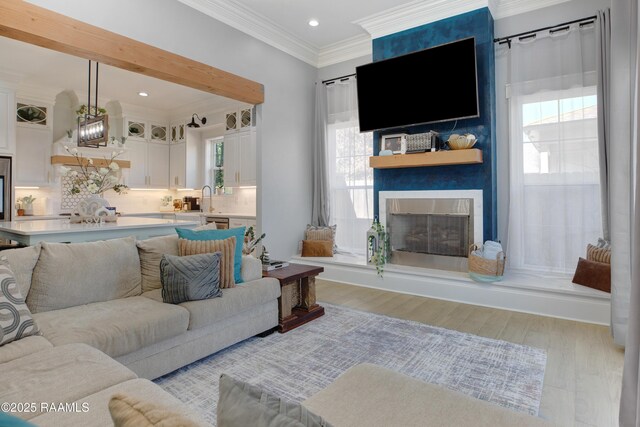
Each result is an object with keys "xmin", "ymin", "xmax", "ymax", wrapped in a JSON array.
[{"xmin": 155, "ymin": 303, "xmax": 547, "ymax": 425}]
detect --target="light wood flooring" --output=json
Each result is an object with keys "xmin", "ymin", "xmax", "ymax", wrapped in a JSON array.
[{"xmin": 316, "ymin": 279, "xmax": 624, "ymax": 427}]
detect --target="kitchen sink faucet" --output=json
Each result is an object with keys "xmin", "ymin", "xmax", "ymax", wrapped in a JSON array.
[{"xmin": 201, "ymin": 185, "xmax": 213, "ymax": 212}]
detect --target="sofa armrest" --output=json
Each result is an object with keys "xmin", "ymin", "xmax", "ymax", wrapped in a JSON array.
[{"xmin": 241, "ymin": 256, "xmax": 262, "ymax": 282}]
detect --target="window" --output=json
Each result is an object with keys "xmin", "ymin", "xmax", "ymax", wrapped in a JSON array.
[
  {"xmin": 208, "ymin": 137, "xmax": 224, "ymax": 190},
  {"xmin": 327, "ymin": 122, "xmax": 374, "ymax": 254},
  {"xmin": 509, "ymin": 86, "xmax": 601, "ymax": 273}
]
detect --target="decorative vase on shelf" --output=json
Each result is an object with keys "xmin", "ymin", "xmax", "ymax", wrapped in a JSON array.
[{"xmin": 23, "ymin": 204, "xmax": 33, "ymax": 216}]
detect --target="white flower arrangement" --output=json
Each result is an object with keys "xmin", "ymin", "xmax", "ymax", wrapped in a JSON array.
[{"xmin": 61, "ymin": 146, "xmax": 128, "ymax": 195}]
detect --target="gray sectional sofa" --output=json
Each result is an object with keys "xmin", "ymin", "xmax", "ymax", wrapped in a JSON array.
[
  {"xmin": 0, "ymin": 235, "xmax": 280, "ymax": 425},
  {"xmin": 0, "ymin": 235, "xmax": 551, "ymax": 426}
]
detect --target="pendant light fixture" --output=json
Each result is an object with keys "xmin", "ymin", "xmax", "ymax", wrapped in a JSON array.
[
  {"xmin": 77, "ymin": 60, "xmax": 109, "ymax": 147},
  {"xmin": 186, "ymin": 113, "xmax": 207, "ymax": 128}
]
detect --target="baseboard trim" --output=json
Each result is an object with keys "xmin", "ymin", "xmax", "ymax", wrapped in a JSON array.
[{"xmin": 291, "ymin": 256, "xmax": 611, "ymax": 325}]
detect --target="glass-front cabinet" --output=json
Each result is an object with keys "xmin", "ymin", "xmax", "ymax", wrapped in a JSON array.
[
  {"xmin": 127, "ymin": 120, "xmax": 146, "ymax": 140},
  {"xmin": 150, "ymin": 124, "xmax": 167, "ymax": 142}
]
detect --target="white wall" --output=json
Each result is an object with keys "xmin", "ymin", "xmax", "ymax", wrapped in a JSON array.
[
  {"xmin": 26, "ymin": 0, "xmax": 317, "ymax": 259},
  {"xmin": 317, "ymin": 55, "xmax": 371, "ymax": 82},
  {"xmin": 493, "ymin": 0, "xmax": 611, "ymax": 242}
]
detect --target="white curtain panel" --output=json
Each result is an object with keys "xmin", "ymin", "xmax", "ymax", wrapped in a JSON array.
[
  {"xmin": 619, "ymin": 0, "xmax": 640, "ymax": 422},
  {"xmin": 506, "ymin": 24, "xmax": 602, "ymax": 273},
  {"xmin": 325, "ymin": 78, "xmax": 374, "ymax": 254},
  {"xmin": 311, "ymin": 83, "xmax": 330, "ymax": 227},
  {"xmin": 610, "ymin": 0, "xmax": 637, "ymax": 347}
]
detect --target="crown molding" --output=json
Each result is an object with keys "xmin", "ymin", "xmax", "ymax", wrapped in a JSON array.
[
  {"xmin": 354, "ymin": 0, "xmax": 492, "ymax": 40},
  {"xmin": 317, "ymin": 35, "xmax": 372, "ymax": 68},
  {"xmin": 16, "ymin": 83, "xmax": 62, "ymax": 105},
  {"xmin": 177, "ymin": 0, "xmax": 319, "ymax": 66},
  {"xmin": 178, "ymin": 0, "xmax": 579, "ymax": 69},
  {"xmin": 492, "ymin": 0, "xmax": 573, "ymax": 19}
]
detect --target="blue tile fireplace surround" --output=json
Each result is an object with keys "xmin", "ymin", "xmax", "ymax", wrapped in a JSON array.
[{"xmin": 372, "ymin": 7, "xmax": 497, "ymax": 241}]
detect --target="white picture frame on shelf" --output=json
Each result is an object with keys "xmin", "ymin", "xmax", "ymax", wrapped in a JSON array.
[{"xmin": 381, "ymin": 134, "xmax": 407, "ymax": 154}]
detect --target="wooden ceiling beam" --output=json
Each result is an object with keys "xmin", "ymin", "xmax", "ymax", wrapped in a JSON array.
[{"xmin": 0, "ymin": 0, "xmax": 264, "ymax": 105}]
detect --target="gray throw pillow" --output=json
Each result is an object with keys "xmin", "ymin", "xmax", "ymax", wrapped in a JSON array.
[
  {"xmin": 0, "ymin": 261, "xmax": 39, "ymax": 346},
  {"xmin": 217, "ymin": 374, "xmax": 332, "ymax": 427},
  {"xmin": 160, "ymin": 253, "xmax": 223, "ymax": 304}
]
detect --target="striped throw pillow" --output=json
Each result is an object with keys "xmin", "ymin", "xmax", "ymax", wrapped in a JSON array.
[
  {"xmin": 178, "ymin": 237, "xmax": 236, "ymax": 288},
  {"xmin": 587, "ymin": 244, "xmax": 611, "ymax": 264},
  {"xmin": 160, "ymin": 253, "xmax": 223, "ymax": 305},
  {"xmin": 305, "ymin": 224, "xmax": 337, "ymax": 253}
]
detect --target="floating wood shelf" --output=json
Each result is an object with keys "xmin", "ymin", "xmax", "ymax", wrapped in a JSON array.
[
  {"xmin": 51, "ymin": 155, "xmax": 131, "ymax": 169},
  {"xmin": 369, "ymin": 149, "xmax": 482, "ymax": 169}
]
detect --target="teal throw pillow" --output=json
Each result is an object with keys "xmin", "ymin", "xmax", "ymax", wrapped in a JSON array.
[
  {"xmin": 0, "ymin": 412, "xmax": 37, "ymax": 426},
  {"xmin": 160, "ymin": 253, "xmax": 223, "ymax": 304},
  {"xmin": 176, "ymin": 227, "xmax": 245, "ymax": 283}
]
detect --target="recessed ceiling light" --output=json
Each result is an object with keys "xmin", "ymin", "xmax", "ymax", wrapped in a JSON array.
[
  {"xmin": 138, "ymin": 92, "xmax": 149, "ymax": 97},
  {"xmin": 308, "ymin": 19, "xmax": 319, "ymax": 27}
]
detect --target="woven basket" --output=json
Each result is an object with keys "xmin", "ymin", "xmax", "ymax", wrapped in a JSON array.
[{"xmin": 468, "ymin": 244, "xmax": 505, "ymax": 282}]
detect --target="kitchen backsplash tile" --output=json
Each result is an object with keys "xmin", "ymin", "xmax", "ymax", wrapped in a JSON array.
[{"xmin": 15, "ymin": 186, "xmax": 256, "ymax": 216}]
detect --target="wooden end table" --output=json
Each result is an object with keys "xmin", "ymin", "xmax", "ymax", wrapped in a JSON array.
[{"xmin": 262, "ymin": 263, "xmax": 325, "ymax": 333}]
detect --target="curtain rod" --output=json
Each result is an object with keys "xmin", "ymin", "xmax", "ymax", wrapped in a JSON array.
[
  {"xmin": 322, "ymin": 73, "xmax": 356, "ymax": 85},
  {"xmin": 493, "ymin": 15, "xmax": 597, "ymax": 46}
]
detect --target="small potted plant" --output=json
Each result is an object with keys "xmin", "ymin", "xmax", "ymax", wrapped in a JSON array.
[
  {"xmin": 18, "ymin": 195, "xmax": 36, "ymax": 216},
  {"xmin": 243, "ymin": 226, "xmax": 266, "ymax": 255}
]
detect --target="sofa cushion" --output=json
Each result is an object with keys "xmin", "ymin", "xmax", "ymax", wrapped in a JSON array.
[
  {"xmin": 109, "ymin": 393, "xmax": 202, "ymax": 427},
  {"xmin": 31, "ymin": 379, "xmax": 210, "ymax": 427},
  {"xmin": 218, "ymin": 374, "xmax": 331, "ymax": 427},
  {"xmin": 173, "ymin": 278, "xmax": 280, "ymax": 330},
  {"xmin": 303, "ymin": 363, "xmax": 550, "ymax": 427},
  {"xmin": 137, "ymin": 235, "xmax": 179, "ymax": 292},
  {"xmin": 178, "ymin": 237, "xmax": 236, "ymax": 288},
  {"xmin": 0, "ymin": 244, "xmax": 40, "ymax": 297},
  {"xmin": 28, "ymin": 237, "xmax": 142, "ymax": 313},
  {"xmin": 176, "ymin": 227, "xmax": 245, "ymax": 284},
  {"xmin": 241, "ymin": 256, "xmax": 262, "ymax": 283},
  {"xmin": 0, "ymin": 262, "xmax": 39, "ymax": 346},
  {"xmin": 0, "ymin": 343, "xmax": 137, "ymax": 421},
  {"xmin": 0, "ymin": 335, "xmax": 52, "ymax": 364},
  {"xmin": 32, "ymin": 297, "xmax": 189, "ymax": 358},
  {"xmin": 161, "ymin": 253, "xmax": 223, "ymax": 304}
]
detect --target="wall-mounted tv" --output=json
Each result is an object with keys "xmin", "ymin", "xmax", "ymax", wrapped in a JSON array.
[{"xmin": 356, "ymin": 37, "xmax": 480, "ymax": 133}]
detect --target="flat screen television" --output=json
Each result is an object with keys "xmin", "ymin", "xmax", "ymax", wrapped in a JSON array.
[{"xmin": 356, "ymin": 37, "xmax": 479, "ymax": 132}]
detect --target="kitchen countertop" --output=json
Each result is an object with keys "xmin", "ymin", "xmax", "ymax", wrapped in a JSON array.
[
  {"xmin": 0, "ymin": 217, "xmax": 199, "ymax": 245},
  {"xmin": 14, "ymin": 212, "xmax": 257, "ymax": 220},
  {"xmin": 14, "ymin": 215, "xmax": 62, "ymax": 221},
  {"xmin": 121, "ymin": 211, "xmax": 257, "ymax": 219}
]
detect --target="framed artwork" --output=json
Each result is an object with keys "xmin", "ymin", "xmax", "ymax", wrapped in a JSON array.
[{"xmin": 381, "ymin": 134, "xmax": 407, "ymax": 154}]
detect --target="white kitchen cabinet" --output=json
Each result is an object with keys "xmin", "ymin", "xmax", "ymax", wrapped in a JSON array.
[
  {"xmin": 125, "ymin": 118, "xmax": 146, "ymax": 141},
  {"xmin": 223, "ymin": 128, "xmax": 256, "ymax": 187},
  {"xmin": 169, "ymin": 142, "xmax": 186, "ymax": 188},
  {"xmin": 15, "ymin": 127, "xmax": 52, "ymax": 186},
  {"xmin": 225, "ymin": 107, "xmax": 253, "ymax": 133},
  {"xmin": 0, "ymin": 86, "xmax": 16, "ymax": 155},
  {"xmin": 230, "ymin": 217, "xmax": 256, "ymax": 229},
  {"xmin": 125, "ymin": 140, "xmax": 147, "ymax": 188},
  {"xmin": 126, "ymin": 140, "xmax": 170, "ymax": 189},
  {"xmin": 170, "ymin": 122, "xmax": 186, "ymax": 144},
  {"xmin": 169, "ymin": 130, "xmax": 204, "ymax": 190},
  {"xmin": 15, "ymin": 98, "xmax": 53, "ymax": 186},
  {"xmin": 147, "ymin": 143, "xmax": 169, "ymax": 188}
]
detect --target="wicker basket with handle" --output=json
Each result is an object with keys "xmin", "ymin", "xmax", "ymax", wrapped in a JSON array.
[{"xmin": 468, "ymin": 244, "xmax": 505, "ymax": 281}]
